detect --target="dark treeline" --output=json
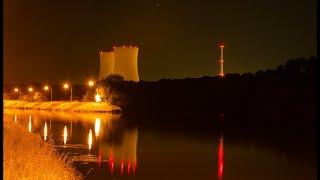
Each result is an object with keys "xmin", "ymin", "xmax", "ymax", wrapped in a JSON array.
[
  {"xmin": 100, "ymin": 57, "xmax": 316, "ymax": 114},
  {"xmin": 97, "ymin": 57, "xmax": 316, "ymax": 134}
]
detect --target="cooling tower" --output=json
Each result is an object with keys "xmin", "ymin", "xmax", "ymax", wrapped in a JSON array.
[
  {"xmin": 113, "ymin": 47, "xmax": 139, "ymax": 82},
  {"xmin": 99, "ymin": 52, "xmax": 115, "ymax": 81}
]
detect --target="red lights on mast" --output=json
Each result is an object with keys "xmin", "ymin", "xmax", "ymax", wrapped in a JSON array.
[{"xmin": 219, "ymin": 44, "xmax": 225, "ymax": 77}]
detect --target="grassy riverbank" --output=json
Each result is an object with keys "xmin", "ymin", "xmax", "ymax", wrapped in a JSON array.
[
  {"xmin": 3, "ymin": 116, "xmax": 83, "ymax": 180},
  {"xmin": 4, "ymin": 100, "xmax": 122, "ymax": 112}
]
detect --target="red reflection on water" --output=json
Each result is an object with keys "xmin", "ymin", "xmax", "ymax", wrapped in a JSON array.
[
  {"xmin": 109, "ymin": 153, "xmax": 114, "ymax": 174},
  {"xmin": 218, "ymin": 136, "xmax": 224, "ymax": 180},
  {"xmin": 128, "ymin": 160, "xmax": 131, "ymax": 174},
  {"xmin": 133, "ymin": 161, "xmax": 137, "ymax": 174},
  {"xmin": 109, "ymin": 153, "xmax": 113, "ymax": 167},
  {"xmin": 98, "ymin": 150, "xmax": 102, "ymax": 167},
  {"xmin": 120, "ymin": 159, "xmax": 124, "ymax": 175},
  {"xmin": 111, "ymin": 161, "xmax": 114, "ymax": 174}
]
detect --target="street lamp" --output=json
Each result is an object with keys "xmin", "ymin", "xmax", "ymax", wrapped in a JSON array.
[
  {"xmin": 88, "ymin": 80, "xmax": 101, "ymax": 102},
  {"xmin": 14, "ymin": 88, "xmax": 21, "ymax": 101},
  {"xmin": 28, "ymin": 87, "xmax": 36, "ymax": 101},
  {"xmin": 88, "ymin": 81, "xmax": 94, "ymax": 87},
  {"xmin": 44, "ymin": 85, "xmax": 53, "ymax": 102},
  {"xmin": 64, "ymin": 83, "xmax": 72, "ymax": 101}
]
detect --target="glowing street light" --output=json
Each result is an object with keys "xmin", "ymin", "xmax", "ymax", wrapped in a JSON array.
[
  {"xmin": 44, "ymin": 85, "xmax": 53, "ymax": 101},
  {"xmin": 14, "ymin": 88, "xmax": 22, "ymax": 101},
  {"xmin": 88, "ymin": 80, "xmax": 101, "ymax": 102},
  {"xmin": 28, "ymin": 87, "xmax": 36, "ymax": 101},
  {"xmin": 63, "ymin": 83, "xmax": 72, "ymax": 101},
  {"xmin": 88, "ymin": 81, "xmax": 94, "ymax": 87}
]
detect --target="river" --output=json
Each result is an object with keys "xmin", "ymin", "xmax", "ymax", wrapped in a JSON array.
[{"xmin": 4, "ymin": 109, "xmax": 316, "ymax": 180}]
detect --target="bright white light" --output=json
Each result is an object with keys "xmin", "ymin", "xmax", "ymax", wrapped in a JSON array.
[
  {"xmin": 88, "ymin": 129, "xmax": 93, "ymax": 150},
  {"xmin": 95, "ymin": 94, "xmax": 101, "ymax": 102},
  {"xmin": 88, "ymin": 81, "xmax": 94, "ymax": 86},
  {"xmin": 95, "ymin": 118, "xmax": 101, "ymax": 136},
  {"xmin": 14, "ymin": 115, "xmax": 17, "ymax": 123},
  {"xmin": 44, "ymin": 123, "xmax": 47, "ymax": 141},
  {"xmin": 64, "ymin": 126, "xmax": 67, "ymax": 146}
]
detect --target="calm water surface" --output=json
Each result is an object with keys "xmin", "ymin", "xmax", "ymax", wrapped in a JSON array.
[{"xmin": 4, "ymin": 109, "xmax": 316, "ymax": 180}]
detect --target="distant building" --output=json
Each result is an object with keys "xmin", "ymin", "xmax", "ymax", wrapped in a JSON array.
[{"xmin": 99, "ymin": 46, "xmax": 139, "ymax": 82}]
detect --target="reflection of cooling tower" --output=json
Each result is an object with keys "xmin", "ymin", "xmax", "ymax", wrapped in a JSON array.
[
  {"xmin": 100, "ymin": 129, "xmax": 138, "ymax": 164},
  {"xmin": 99, "ymin": 52, "xmax": 115, "ymax": 81},
  {"xmin": 113, "ymin": 47, "xmax": 139, "ymax": 82}
]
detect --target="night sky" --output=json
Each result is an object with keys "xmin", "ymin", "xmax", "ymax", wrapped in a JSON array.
[{"xmin": 4, "ymin": 0, "xmax": 316, "ymax": 84}]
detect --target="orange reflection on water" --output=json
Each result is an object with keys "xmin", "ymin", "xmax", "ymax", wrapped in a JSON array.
[
  {"xmin": 95, "ymin": 118, "xmax": 101, "ymax": 136},
  {"xmin": 88, "ymin": 129, "xmax": 92, "ymax": 150},
  {"xmin": 28, "ymin": 116, "xmax": 32, "ymax": 132},
  {"xmin": 64, "ymin": 126, "xmax": 67, "ymax": 146},
  {"xmin": 218, "ymin": 134, "xmax": 224, "ymax": 180},
  {"xmin": 44, "ymin": 122, "xmax": 47, "ymax": 141}
]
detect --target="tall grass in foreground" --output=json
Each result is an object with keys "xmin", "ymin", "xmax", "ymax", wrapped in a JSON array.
[{"xmin": 4, "ymin": 118, "xmax": 83, "ymax": 180}]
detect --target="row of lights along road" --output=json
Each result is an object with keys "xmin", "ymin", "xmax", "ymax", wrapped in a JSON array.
[{"xmin": 13, "ymin": 81, "xmax": 100, "ymax": 102}]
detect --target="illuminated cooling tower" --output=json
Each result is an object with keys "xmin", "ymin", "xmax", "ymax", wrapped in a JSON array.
[
  {"xmin": 99, "ymin": 52, "xmax": 115, "ymax": 81},
  {"xmin": 113, "ymin": 47, "xmax": 139, "ymax": 82}
]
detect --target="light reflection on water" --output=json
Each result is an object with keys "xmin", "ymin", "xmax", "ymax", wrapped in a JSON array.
[
  {"xmin": 64, "ymin": 126, "xmax": 67, "ymax": 146},
  {"xmin": 218, "ymin": 133, "xmax": 224, "ymax": 180},
  {"xmin": 44, "ymin": 122, "xmax": 47, "ymax": 141},
  {"xmin": 28, "ymin": 116, "xmax": 32, "ymax": 132},
  {"xmin": 3, "ymin": 109, "xmax": 316, "ymax": 180},
  {"xmin": 88, "ymin": 129, "xmax": 92, "ymax": 150},
  {"xmin": 95, "ymin": 118, "xmax": 101, "ymax": 137}
]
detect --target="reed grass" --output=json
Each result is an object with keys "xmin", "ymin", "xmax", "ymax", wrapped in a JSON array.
[{"xmin": 4, "ymin": 117, "xmax": 83, "ymax": 180}]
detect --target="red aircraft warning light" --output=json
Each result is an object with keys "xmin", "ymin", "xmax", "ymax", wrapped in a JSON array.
[{"xmin": 219, "ymin": 44, "xmax": 224, "ymax": 77}]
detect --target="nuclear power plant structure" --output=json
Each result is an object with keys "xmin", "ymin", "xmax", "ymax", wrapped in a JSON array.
[
  {"xmin": 99, "ymin": 46, "xmax": 139, "ymax": 82},
  {"xmin": 99, "ymin": 52, "xmax": 115, "ymax": 81},
  {"xmin": 219, "ymin": 44, "xmax": 224, "ymax": 77}
]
